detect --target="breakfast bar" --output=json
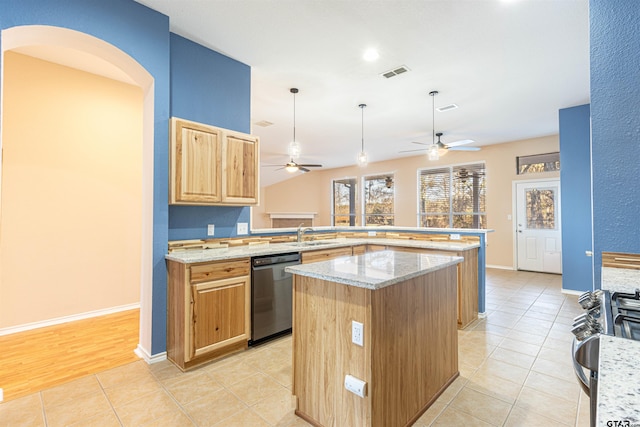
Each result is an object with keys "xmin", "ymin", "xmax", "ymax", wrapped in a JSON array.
[{"xmin": 287, "ymin": 250, "xmax": 462, "ymax": 427}]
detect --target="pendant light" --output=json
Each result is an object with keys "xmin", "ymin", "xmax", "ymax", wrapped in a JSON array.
[
  {"xmin": 427, "ymin": 90, "xmax": 446, "ymax": 161},
  {"xmin": 357, "ymin": 103, "xmax": 368, "ymax": 167},
  {"xmin": 287, "ymin": 88, "xmax": 301, "ymax": 161}
]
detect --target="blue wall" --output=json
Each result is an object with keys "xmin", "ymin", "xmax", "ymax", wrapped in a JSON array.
[
  {"xmin": 168, "ymin": 33, "xmax": 252, "ymax": 241},
  {"xmin": 0, "ymin": 0, "xmax": 171, "ymax": 355},
  {"xmin": 559, "ymin": 104, "xmax": 593, "ymax": 292},
  {"xmin": 590, "ymin": 0, "xmax": 640, "ymax": 288}
]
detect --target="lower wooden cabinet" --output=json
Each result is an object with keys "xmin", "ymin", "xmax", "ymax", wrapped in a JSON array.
[
  {"xmin": 167, "ymin": 258, "xmax": 250, "ymax": 370},
  {"xmin": 301, "ymin": 247, "xmax": 353, "ymax": 264}
]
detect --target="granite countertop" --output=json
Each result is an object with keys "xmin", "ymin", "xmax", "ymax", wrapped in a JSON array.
[
  {"xmin": 165, "ymin": 237, "xmax": 480, "ymax": 264},
  {"xmin": 602, "ymin": 267, "xmax": 640, "ymax": 293},
  {"xmin": 598, "ymin": 267, "xmax": 640, "ymax": 426},
  {"xmin": 597, "ymin": 335, "xmax": 640, "ymax": 426},
  {"xmin": 284, "ymin": 250, "xmax": 463, "ymax": 290}
]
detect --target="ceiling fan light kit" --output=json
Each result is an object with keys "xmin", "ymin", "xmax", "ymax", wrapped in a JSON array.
[
  {"xmin": 357, "ymin": 103, "xmax": 368, "ymax": 167},
  {"xmin": 428, "ymin": 90, "xmax": 440, "ymax": 161}
]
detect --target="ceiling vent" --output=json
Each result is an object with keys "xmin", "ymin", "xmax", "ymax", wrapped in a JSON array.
[
  {"xmin": 436, "ymin": 104, "xmax": 459, "ymax": 112},
  {"xmin": 254, "ymin": 120, "xmax": 274, "ymax": 127},
  {"xmin": 380, "ymin": 65, "xmax": 410, "ymax": 79}
]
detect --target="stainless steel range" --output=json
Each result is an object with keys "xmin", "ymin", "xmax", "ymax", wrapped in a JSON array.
[{"xmin": 571, "ymin": 288, "xmax": 640, "ymax": 427}]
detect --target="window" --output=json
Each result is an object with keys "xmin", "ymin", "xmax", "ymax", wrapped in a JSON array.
[
  {"xmin": 332, "ymin": 178, "xmax": 357, "ymax": 226},
  {"xmin": 363, "ymin": 174, "xmax": 394, "ymax": 225},
  {"xmin": 418, "ymin": 163, "xmax": 486, "ymax": 229},
  {"xmin": 516, "ymin": 152, "xmax": 560, "ymax": 174},
  {"xmin": 525, "ymin": 188, "xmax": 556, "ymax": 229}
]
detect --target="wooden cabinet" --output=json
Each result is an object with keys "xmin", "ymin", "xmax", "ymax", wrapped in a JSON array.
[
  {"xmin": 351, "ymin": 245, "xmax": 367, "ymax": 256},
  {"xmin": 388, "ymin": 246, "xmax": 478, "ymax": 328},
  {"xmin": 167, "ymin": 258, "xmax": 250, "ymax": 370},
  {"xmin": 301, "ymin": 247, "xmax": 353, "ymax": 264},
  {"xmin": 170, "ymin": 117, "xmax": 259, "ymax": 206}
]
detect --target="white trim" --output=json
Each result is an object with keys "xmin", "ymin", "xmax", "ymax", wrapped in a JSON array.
[
  {"xmin": 0, "ymin": 303, "xmax": 140, "ymax": 336},
  {"xmin": 478, "ymin": 312, "xmax": 487, "ymax": 319},
  {"xmin": 561, "ymin": 289, "xmax": 584, "ymax": 296},
  {"xmin": 135, "ymin": 345, "xmax": 167, "ymax": 364},
  {"xmin": 486, "ymin": 264, "xmax": 515, "ymax": 270}
]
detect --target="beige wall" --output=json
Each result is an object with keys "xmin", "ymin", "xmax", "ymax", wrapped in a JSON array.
[
  {"xmin": 0, "ymin": 52, "xmax": 143, "ymax": 328},
  {"xmin": 253, "ymin": 135, "xmax": 559, "ymax": 267}
]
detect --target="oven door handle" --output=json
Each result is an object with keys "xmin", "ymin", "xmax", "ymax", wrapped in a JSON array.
[{"xmin": 572, "ymin": 338, "xmax": 591, "ymax": 395}]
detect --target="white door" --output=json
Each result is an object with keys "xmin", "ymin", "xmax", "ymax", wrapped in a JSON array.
[{"xmin": 515, "ymin": 180, "xmax": 562, "ymax": 273}]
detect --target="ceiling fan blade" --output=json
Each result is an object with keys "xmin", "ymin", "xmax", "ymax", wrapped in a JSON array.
[
  {"xmin": 411, "ymin": 141, "xmax": 430, "ymax": 146},
  {"xmin": 399, "ymin": 148, "xmax": 428, "ymax": 153},
  {"xmin": 445, "ymin": 139, "xmax": 475, "ymax": 147},
  {"xmin": 448, "ymin": 146, "xmax": 481, "ymax": 151},
  {"xmin": 298, "ymin": 164, "xmax": 323, "ymax": 167},
  {"xmin": 299, "ymin": 167, "xmax": 311, "ymax": 172},
  {"xmin": 262, "ymin": 164, "xmax": 286, "ymax": 167}
]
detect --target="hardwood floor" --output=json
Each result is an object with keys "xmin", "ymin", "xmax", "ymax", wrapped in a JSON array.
[{"xmin": 0, "ymin": 309, "xmax": 140, "ymax": 402}]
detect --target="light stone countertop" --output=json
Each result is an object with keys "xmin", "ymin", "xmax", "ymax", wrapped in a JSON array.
[
  {"xmin": 597, "ymin": 267, "xmax": 640, "ymax": 426},
  {"xmin": 165, "ymin": 237, "xmax": 479, "ymax": 264},
  {"xmin": 284, "ymin": 250, "xmax": 463, "ymax": 290},
  {"xmin": 597, "ymin": 335, "xmax": 640, "ymax": 426},
  {"xmin": 602, "ymin": 267, "xmax": 640, "ymax": 294}
]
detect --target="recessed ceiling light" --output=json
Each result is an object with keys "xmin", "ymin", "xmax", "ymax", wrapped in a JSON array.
[{"xmin": 363, "ymin": 48, "xmax": 379, "ymax": 62}]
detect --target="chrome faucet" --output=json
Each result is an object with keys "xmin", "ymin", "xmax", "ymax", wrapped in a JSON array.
[{"xmin": 297, "ymin": 223, "xmax": 313, "ymax": 243}]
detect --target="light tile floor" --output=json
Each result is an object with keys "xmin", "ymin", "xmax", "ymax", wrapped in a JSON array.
[{"xmin": 0, "ymin": 268, "xmax": 589, "ymax": 426}]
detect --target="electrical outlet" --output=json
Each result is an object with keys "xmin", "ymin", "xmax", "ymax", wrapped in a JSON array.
[
  {"xmin": 207, "ymin": 224, "xmax": 215, "ymax": 236},
  {"xmin": 352, "ymin": 320, "xmax": 364, "ymax": 346},
  {"xmin": 368, "ymin": 230, "xmax": 377, "ymax": 236},
  {"xmin": 344, "ymin": 375, "xmax": 367, "ymax": 398},
  {"xmin": 450, "ymin": 233, "xmax": 461, "ymax": 240},
  {"xmin": 237, "ymin": 222, "xmax": 248, "ymax": 235}
]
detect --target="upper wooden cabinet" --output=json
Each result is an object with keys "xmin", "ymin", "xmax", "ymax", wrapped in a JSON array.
[{"xmin": 170, "ymin": 117, "xmax": 259, "ymax": 206}]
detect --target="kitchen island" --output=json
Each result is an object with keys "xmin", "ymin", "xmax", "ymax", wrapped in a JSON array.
[{"xmin": 286, "ymin": 250, "xmax": 462, "ymax": 427}]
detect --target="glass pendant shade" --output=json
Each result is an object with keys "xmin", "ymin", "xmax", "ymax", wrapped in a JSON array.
[
  {"xmin": 428, "ymin": 144, "xmax": 440, "ymax": 161},
  {"xmin": 287, "ymin": 140, "xmax": 301, "ymax": 159},
  {"xmin": 285, "ymin": 165, "xmax": 298, "ymax": 173},
  {"xmin": 357, "ymin": 150, "xmax": 368, "ymax": 167}
]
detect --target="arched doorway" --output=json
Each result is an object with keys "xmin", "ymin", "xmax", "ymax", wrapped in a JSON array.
[{"xmin": 0, "ymin": 25, "xmax": 154, "ymax": 358}]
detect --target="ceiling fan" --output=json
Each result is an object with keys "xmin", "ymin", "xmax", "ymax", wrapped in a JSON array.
[
  {"xmin": 263, "ymin": 159, "xmax": 323, "ymax": 173},
  {"xmin": 263, "ymin": 87, "xmax": 323, "ymax": 173},
  {"xmin": 400, "ymin": 132, "xmax": 481, "ymax": 154}
]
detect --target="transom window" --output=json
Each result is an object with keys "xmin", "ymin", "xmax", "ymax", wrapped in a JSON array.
[
  {"xmin": 517, "ymin": 152, "xmax": 560, "ymax": 175},
  {"xmin": 418, "ymin": 163, "xmax": 486, "ymax": 229},
  {"xmin": 363, "ymin": 174, "xmax": 394, "ymax": 226}
]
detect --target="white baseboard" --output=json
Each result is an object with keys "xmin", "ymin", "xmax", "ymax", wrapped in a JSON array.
[
  {"xmin": 561, "ymin": 288, "xmax": 586, "ymax": 296},
  {"xmin": 486, "ymin": 264, "xmax": 515, "ymax": 270},
  {"xmin": 478, "ymin": 312, "xmax": 487, "ymax": 318},
  {"xmin": 0, "ymin": 303, "xmax": 140, "ymax": 336},
  {"xmin": 134, "ymin": 344, "xmax": 167, "ymax": 364}
]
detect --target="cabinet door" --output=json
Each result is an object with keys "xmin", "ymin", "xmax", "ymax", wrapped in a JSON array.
[
  {"xmin": 170, "ymin": 118, "xmax": 222, "ymax": 204},
  {"xmin": 222, "ymin": 130, "xmax": 259, "ymax": 205},
  {"xmin": 190, "ymin": 275, "xmax": 250, "ymax": 360}
]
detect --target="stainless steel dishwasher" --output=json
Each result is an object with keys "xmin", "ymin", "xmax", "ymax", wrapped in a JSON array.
[{"xmin": 250, "ymin": 252, "xmax": 300, "ymax": 345}]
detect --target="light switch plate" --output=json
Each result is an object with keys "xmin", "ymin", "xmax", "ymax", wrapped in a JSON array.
[
  {"xmin": 0, "ymin": 387, "xmax": 3, "ymax": 402},
  {"xmin": 368, "ymin": 231, "xmax": 377, "ymax": 236},
  {"xmin": 450, "ymin": 233, "xmax": 461, "ymax": 240},
  {"xmin": 207, "ymin": 224, "xmax": 215, "ymax": 236},
  {"xmin": 237, "ymin": 222, "xmax": 248, "ymax": 235}
]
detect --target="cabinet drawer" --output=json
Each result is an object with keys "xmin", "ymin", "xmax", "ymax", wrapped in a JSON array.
[{"xmin": 190, "ymin": 259, "xmax": 250, "ymax": 283}]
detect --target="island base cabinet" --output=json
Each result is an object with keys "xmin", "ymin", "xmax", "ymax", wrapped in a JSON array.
[{"xmin": 292, "ymin": 265, "xmax": 459, "ymax": 427}]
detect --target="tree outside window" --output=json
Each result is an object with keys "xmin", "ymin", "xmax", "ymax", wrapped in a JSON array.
[
  {"xmin": 419, "ymin": 163, "xmax": 486, "ymax": 229},
  {"xmin": 332, "ymin": 178, "xmax": 357, "ymax": 226},
  {"xmin": 363, "ymin": 174, "xmax": 394, "ymax": 226}
]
